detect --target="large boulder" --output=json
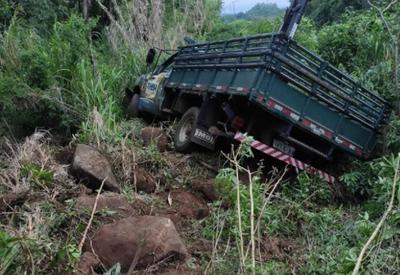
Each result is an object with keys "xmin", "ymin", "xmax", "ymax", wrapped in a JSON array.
[
  {"xmin": 141, "ymin": 127, "xmax": 169, "ymax": 152},
  {"xmin": 72, "ymin": 144, "xmax": 119, "ymax": 192},
  {"xmin": 87, "ymin": 216, "xmax": 188, "ymax": 272},
  {"xmin": 75, "ymin": 193, "xmax": 136, "ymax": 217}
]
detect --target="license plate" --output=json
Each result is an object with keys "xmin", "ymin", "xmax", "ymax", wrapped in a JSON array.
[
  {"xmin": 273, "ymin": 139, "xmax": 295, "ymax": 155},
  {"xmin": 193, "ymin": 128, "xmax": 216, "ymax": 144}
]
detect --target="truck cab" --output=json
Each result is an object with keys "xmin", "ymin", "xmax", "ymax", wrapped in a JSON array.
[{"xmin": 126, "ymin": 50, "xmax": 177, "ymax": 118}]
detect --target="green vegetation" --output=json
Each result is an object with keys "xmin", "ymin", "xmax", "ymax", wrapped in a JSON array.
[
  {"xmin": 0, "ymin": 0, "xmax": 400, "ymax": 274},
  {"xmin": 305, "ymin": 0, "xmax": 369, "ymax": 25}
]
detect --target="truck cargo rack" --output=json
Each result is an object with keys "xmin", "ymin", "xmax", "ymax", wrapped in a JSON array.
[{"xmin": 173, "ymin": 33, "xmax": 391, "ymax": 133}]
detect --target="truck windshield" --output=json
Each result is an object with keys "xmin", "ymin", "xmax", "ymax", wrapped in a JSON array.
[{"xmin": 154, "ymin": 53, "xmax": 177, "ymax": 75}]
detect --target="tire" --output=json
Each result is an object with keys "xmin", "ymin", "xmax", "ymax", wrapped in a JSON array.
[
  {"xmin": 122, "ymin": 94, "xmax": 130, "ymax": 107},
  {"xmin": 174, "ymin": 107, "xmax": 200, "ymax": 152},
  {"xmin": 127, "ymin": 93, "xmax": 140, "ymax": 118}
]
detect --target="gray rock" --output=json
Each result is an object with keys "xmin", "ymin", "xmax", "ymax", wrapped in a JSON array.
[{"xmin": 72, "ymin": 144, "xmax": 119, "ymax": 191}]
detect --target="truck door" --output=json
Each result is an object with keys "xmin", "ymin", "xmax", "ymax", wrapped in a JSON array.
[{"xmin": 140, "ymin": 71, "xmax": 169, "ymax": 115}]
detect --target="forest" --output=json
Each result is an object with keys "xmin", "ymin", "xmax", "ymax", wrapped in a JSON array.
[{"xmin": 0, "ymin": 0, "xmax": 400, "ymax": 274}]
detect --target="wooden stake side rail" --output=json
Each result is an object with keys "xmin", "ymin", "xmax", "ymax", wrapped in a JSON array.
[{"xmin": 176, "ymin": 33, "xmax": 390, "ymax": 131}]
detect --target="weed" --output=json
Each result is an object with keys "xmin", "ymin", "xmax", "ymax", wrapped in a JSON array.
[
  {"xmin": 205, "ymin": 139, "xmax": 288, "ymax": 274},
  {"xmin": 21, "ymin": 163, "xmax": 53, "ymax": 188},
  {"xmin": 52, "ymin": 243, "xmax": 80, "ymax": 273},
  {"xmin": 140, "ymin": 141, "xmax": 167, "ymax": 169},
  {"xmin": 0, "ymin": 231, "xmax": 22, "ymax": 275}
]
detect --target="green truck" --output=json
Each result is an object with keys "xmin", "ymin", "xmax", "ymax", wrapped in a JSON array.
[{"xmin": 125, "ymin": 0, "xmax": 390, "ymax": 183}]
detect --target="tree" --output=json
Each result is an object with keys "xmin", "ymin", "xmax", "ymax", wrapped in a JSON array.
[
  {"xmin": 0, "ymin": 0, "xmax": 77, "ymax": 33},
  {"xmin": 367, "ymin": 0, "xmax": 400, "ymax": 113},
  {"xmin": 82, "ymin": 0, "xmax": 92, "ymax": 20},
  {"xmin": 306, "ymin": 0, "xmax": 369, "ymax": 25}
]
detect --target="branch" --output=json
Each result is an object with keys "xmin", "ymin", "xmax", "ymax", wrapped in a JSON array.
[
  {"xmin": 94, "ymin": 0, "xmax": 129, "ymax": 44},
  {"xmin": 233, "ymin": 146, "xmax": 245, "ymax": 273},
  {"xmin": 248, "ymin": 168, "xmax": 256, "ymax": 275},
  {"xmin": 244, "ymin": 168, "xmax": 287, "ymax": 261},
  {"xmin": 78, "ymin": 179, "xmax": 106, "ymax": 254},
  {"xmin": 383, "ymin": 0, "xmax": 398, "ymax": 12},
  {"xmin": 367, "ymin": 0, "xmax": 397, "ymax": 42}
]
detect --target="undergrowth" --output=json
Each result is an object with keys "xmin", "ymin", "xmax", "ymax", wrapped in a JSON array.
[{"xmin": 202, "ymin": 138, "xmax": 400, "ymax": 274}]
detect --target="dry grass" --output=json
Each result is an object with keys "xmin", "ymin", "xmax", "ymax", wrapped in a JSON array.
[
  {"xmin": 1, "ymin": 131, "xmax": 51, "ymax": 191},
  {"xmin": 96, "ymin": 0, "xmax": 165, "ymax": 51},
  {"xmin": 96, "ymin": 0, "xmax": 213, "ymax": 51},
  {"xmin": 0, "ymin": 131, "xmax": 75, "ymax": 193},
  {"xmin": 0, "ymin": 131, "xmax": 85, "ymax": 274}
]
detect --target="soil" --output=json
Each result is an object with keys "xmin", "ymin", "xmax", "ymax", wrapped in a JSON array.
[{"xmin": 141, "ymin": 127, "xmax": 169, "ymax": 152}]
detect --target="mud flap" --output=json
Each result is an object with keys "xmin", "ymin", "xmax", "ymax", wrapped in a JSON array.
[{"xmin": 190, "ymin": 126, "xmax": 217, "ymax": 150}]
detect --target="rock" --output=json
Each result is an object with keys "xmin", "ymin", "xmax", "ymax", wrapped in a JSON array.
[
  {"xmin": 76, "ymin": 193, "xmax": 136, "ymax": 217},
  {"xmin": 87, "ymin": 216, "xmax": 188, "ymax": 272},
  {"xmin": 73, "ymin": 252, "xmax": 100, "ymax": 275},
  {"xmin": 141, "ymin": 127, "xmax": 168, "ymax": 152},
  {"xmin": 72, "ymin": 144, "xmax": 119, "ymax": 192},
  {"xmin": 191, "ymin": 179, "xmax": 220, "ymax": 201},
  {"xmin": 170, "ymin": 191, "xmax": 209, "ymax": 219},
  {"xmin": 134, "ymin": 167, "xmax": 157, "ymax": 193}
]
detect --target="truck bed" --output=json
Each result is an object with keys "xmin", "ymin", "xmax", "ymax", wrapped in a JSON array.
[{"xmin": 166, "ymin": 33, "xmax": 391, "ymax": 158}]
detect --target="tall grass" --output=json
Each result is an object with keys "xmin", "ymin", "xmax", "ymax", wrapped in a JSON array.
[{"xmin": 0, "ymin": 12, "xmax": 147, "ymax": 140}]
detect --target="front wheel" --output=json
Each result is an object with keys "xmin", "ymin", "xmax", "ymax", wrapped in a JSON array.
[
  {"xmin": 127, "ymin": 93, "xmax": 140, "ymax": 118},
  {"xmin": 174, "ymin": 107, "xmax": 200, "ymax": 152}
]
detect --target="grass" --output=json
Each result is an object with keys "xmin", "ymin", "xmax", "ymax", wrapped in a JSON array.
[{"xmin": 0, "ymin": 231, "xmax": 22, "ymax": 275}]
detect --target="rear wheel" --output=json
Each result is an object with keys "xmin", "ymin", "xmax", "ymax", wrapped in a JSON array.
[
  {"xmin": 174, "ymin": 107, "xmax": 200, "ymax": 152},
  {"xmin": 127, "ymin": 93, "xmax": 140, "ymax": 118}
]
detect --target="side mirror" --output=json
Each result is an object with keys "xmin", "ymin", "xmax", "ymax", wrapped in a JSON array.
[
  {"xmin": 184, "ymin": 37, "xmax": 197, "ymax": 45},
  {"xmin": 146, "ymin": 48, "xmax": 156, "ymax": 65}
]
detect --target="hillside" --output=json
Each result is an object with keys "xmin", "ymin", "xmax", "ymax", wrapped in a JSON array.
[
  {"xmin": 1, "ymin": 0, "xmax": 400, "ymax": 274},
  {"xmin": 222, "ymin": 3, "xmax": 285, "ymax": 22}
]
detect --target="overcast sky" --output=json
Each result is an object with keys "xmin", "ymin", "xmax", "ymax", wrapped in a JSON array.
[{"xmin": 222, "ymin": 0, "xmax": 290, "ymax": 14}]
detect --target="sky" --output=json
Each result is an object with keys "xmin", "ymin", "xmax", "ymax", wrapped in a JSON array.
[{"xmin": 222, "ymin": 0, "xmax": 290, "ymax": 14}]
